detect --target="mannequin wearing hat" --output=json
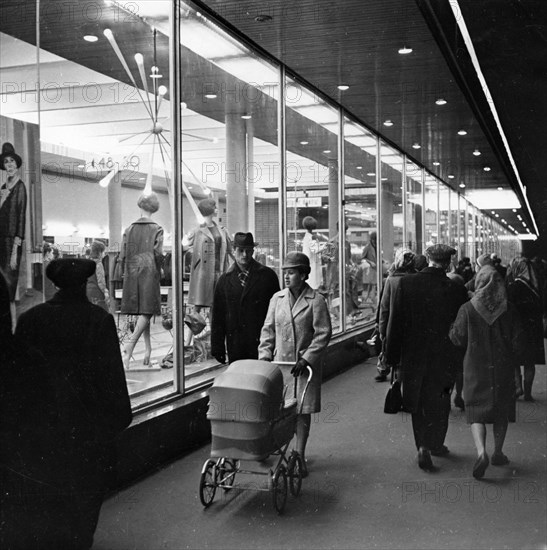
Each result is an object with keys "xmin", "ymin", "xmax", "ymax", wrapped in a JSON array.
[
  {"xmin": 120, "ymin": 192, "xmax": 164, "ymax": 368},
  {"xmin": 259, "ymin": 251, "xmax": 332, "ymax": 475},
  {"xmin": 184, "ymin": 198, "xmax": 233, "ymax": 312},
  {"xmin": 301, "ymin": 216, "xmax": 326, "ymax": 289},
  {"xmin": 0, "ymin": 142, "xmax": 27, "ymax": 330}
]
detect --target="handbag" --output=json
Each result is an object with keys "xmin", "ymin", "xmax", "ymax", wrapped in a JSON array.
[{"xmin": 383, "ymin": 367, "xmax": 403, "ymax": 414}]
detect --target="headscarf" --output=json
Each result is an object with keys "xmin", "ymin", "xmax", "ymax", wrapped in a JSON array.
[
  {"xmin": 388, "ymin": 247, "xmax": 415, "ymax": 275},
  {"xmin": 470, "ymin": 265, "xmax": 507, "ymax": 325},
  {"xmin": 506, "ymin": 257, "xmax": 540, "ymax": 297}
]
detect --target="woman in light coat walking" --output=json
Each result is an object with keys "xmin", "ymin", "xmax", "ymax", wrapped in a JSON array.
[{"xmin": 259, "ymin": 252, "xmax": 332, "ymax": 476}]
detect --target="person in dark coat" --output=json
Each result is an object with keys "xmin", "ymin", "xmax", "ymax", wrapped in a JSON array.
[
  {"xmin": 211, "ymin": 232, "xmax": 280, "ymax": 364},
  {"xmin": 1, "ymin": 258, "xmax": 132, "ymax": 550},
  {"xmin": 450, "ymin": 265, "xmax": 525, "ymax": 479},
  {"xmin": 384, "ymin": 244, "xmax": 468, "ymax": 471},
  {"xmin": 506, "ymin": 256, "xmax": 545, "ymax": 401},
  {"xmin": 120, "ymin": 192, "xmax": 163, "ymax": 368}
]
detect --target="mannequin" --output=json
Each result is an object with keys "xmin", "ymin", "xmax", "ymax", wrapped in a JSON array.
[
  {"xmin": 361, "ymin": 230, "xmax": 378, "ymax": 303},
  {"xmin": 120, "ymin": 192, "xmax": 164, "ymax": 368},
  {"xmin": 301, "ymin": 216, "xmax": 325, "ymax": 289},
  {"xmin": 185, "ymin": 198, "xmax": 232, "ymax": 312},
  {"xmin": 0, "ymin": 142, "xmax": 27, "ymax": 331}
]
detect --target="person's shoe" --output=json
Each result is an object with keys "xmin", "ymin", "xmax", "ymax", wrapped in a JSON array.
[
  {"xmin": 523, "ymin": 394, "xmax": 535, "ymax": 402},
  {"xmin": 454, "ymin": 395, "xmax": 465, "ymax": 410},
  {"xmin": 472, "ymin": 453, "xmax": 489, "ymax": 479},
  {"xmin": 431, "ymin": 445, "xmax": 450, "ymax": 457},
  {"xmin": 374, "ymin": 373, "xmax": 388, "ymax": 382},
  {"xmin": 418, "ymin": 448, "xmax": 434, "ymax": 471},
  {"xmin": 491, "ymin": 452, "xmax": 509, "ymax": 466}
]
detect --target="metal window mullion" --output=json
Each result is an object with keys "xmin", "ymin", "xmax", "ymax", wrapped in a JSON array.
[
  {"xmin": 338, "ymin": 109, "xmax": 345, "ymax": 331},
  {"xmin": 278, "ymin": 66, "xmax": 286, "ymax": 277},
  {"xmin": 402, "ymin": 156, "xmax": 407, "ymax": 249}
]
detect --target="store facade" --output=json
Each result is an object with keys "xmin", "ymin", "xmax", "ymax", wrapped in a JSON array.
[{"xmin": 0, "ymin": 0, "xmax": 520, "ymax": 482}]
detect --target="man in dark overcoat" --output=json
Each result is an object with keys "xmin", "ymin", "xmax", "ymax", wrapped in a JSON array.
[
  {"xmin": 211, "ymin": 232, "xmax": 280, "ymax": 364},
  {"xmin": 384, "ymin": 244, "xmax": 468, "ymax": 471}
]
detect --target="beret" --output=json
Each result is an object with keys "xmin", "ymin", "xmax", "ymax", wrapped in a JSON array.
[{"xmin": 46, "ymin": 258, "xmax": 95, "ymax": 288}]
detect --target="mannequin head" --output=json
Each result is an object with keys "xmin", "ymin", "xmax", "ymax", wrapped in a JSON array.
[
  {"xmin": 302, "ymin": 216, "xmax": 318, "ymax": 233},
  {"xmin": 137, "ymin": 192, "xmax": 160, "ymax": 215},
  {"xmin": 198, "ymin": 198, "xmax": 217, "ymax": 220}
]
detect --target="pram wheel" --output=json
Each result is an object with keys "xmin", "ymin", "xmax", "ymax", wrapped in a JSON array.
[
  {"xmin": 287, "ymin": 451, "xmax": 303, "ymax": 497},
  {"xmin": 272, "ymin": 465, "xmax": 288, "ymax": 514},
  {"xmin": 218, "ymin": 458, "xmax": 237, "ymax": 492},
  {"xmin": 199, "ymin": 459, "xmax": 217, "ymax": 507}
]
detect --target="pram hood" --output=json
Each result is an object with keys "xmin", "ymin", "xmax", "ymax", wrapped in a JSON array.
[{"xmin": 207, "ymin": 360, "xmax": 284, "ymax": 424}]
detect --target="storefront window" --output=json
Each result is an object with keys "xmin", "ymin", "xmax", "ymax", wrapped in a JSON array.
[
  {"xmin": 438, "ymin": 182, "xmax": 449, "ymax": 244},
  {"xmin": 285, "ymin": 78, "xmax": 341, "ymax": 332},
  {"xmin": 449, "ymin": 188, "xmax": 459, "ymax": 249},
  {"xmin": 424, "ymin": 174, "xmax": 438, "ymax": 248},
  {"xmin": 379, "ymin": 143, "xmax": 404, "ymax": 274},
  {"xmin": 343, "ymin": 119, "xmax": 378, "ymax": 327},
  {"xmin": 405, "ymin": 161, "xmax": 423, "ymax": 253},
  {"xmin": 179, "ymin": 4, "xmax": 281, "ymax": 387}
]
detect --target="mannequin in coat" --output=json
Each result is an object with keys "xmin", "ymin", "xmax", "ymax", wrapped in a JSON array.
[
  {"xmin": 120, "ymin": 192, "xmax": 163, "ymax": 368},
  {"xmin": 184, "ymin": 198, "xmax": 232, "ymax": 312}
]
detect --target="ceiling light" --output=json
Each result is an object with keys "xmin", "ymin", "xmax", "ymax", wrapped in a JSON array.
[
  {"xmin": 523, "ymin": 222, "xmax": 527, "ymax": 227},
  {"xmin": 300, "ymin": 141, "xmax": 309, "ymax": 145},
  {"xmin": 241, "ymin": 114, "xmax": 252, "ymax": 120},
  {"xmin": 495, "ymin": 213, "xmax": 499, "ymax": 218},
  {"xmin": 204, "ymin": 93, "xmax": 217, "ymax": 99},
  {"xmin": 497, "ymin": 186, "xmax": 503, "ymax": 191},
  {"xmin": 337, "ymin": 85, "xmax": 349, "ymax": 91},
  {"xmin": 448, "ymin": 174, "xmax": 455, "ymax": 179},
  {"xmin": 323, "ymin": 149, "xmax": 331, "ymax": 154},
  {"xmin": 435, "ymin": 98, "xmax": 447, "ymax": 105},
  {"xmin": 356, "ymin": 166, "xmax": 363, "ymax": 170},
  {"xmin": 83, "ymin": 35, "xmax": 98, "ymax": 42},
  {"xmin": 458, "ymin": 129, "xmax": 467, "ymax": 136},
  {"xmin": 367, "ymin": 172, "xmax": 376, "ymax": 177},
  {"xmin": 412, "ymin": 142, "xmax": 420, "ymax": 149},
  {"xmin": 512, "ymin": 208, "xmax": 517, "ymax": 212},
  {"xmin": 491, "ymin": 211, "xmax": 495, "ymax": 214},
  {"xmin": 473, "ymin": 149, "xmax": 481, "ymax": 156},
  {"xmin": 483, "ymin": 166, "xmax": 491, "ymax": 172},
  {"xmin": 433, "ymin": 161, "xmax": 440, "ymax": 166},
  {"xmin": 398, "ymin": 46, "xmax": 413, "ymax": 54},
  {"xmin": 459, "ymin": 183, "xmax": 465, "ymax": 188},
  {"xmin": 383, "ymin": 120, "xmax": 394, "ymax": 127}
]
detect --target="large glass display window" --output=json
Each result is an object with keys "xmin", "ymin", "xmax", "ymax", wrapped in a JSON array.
[
  {"xmin": 424, "ymin": 174, "xmax": 439, "ymax": 248},
  {"xmin": 405, "ymin": 161, "xmax": 423, "ymax": 253},
  {"xmin": 449, "ymin": 188, "xmax": 459, "ymax": 249},
  {"xmin": 438, "ymin": 182, "xmax": 450, "ymax": 245},
  {"xmin": 284, "ymin": 78, "xmax": 341, "ymax": 332},
  {"xmin": 343, "ymin": 119, "xmax": 378, "ymax": 328},
  {"xmin": 179, "ymin": 4, "xmax": 282, "ymax": 387}
]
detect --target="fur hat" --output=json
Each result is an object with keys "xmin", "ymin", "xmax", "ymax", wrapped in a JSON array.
[
  {"xmin": 0, "ymin": 142, "xmax": 22, "ymax": 170},
  {"xmin": 46, "ymin": 258, "xmax": 95, "ymax": 288}
]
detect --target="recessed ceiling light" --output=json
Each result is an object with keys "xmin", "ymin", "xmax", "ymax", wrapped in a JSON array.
[
  {"xmin": 523, "ymin": 222, "xmax": 527, "ymax": 227},
  {"xmin": 381, "ymin": 177, "xmax": 388, "ymax": 181},
  {"xmin": 323, "ymin": 149, "xmax": 331, "ymax": 154},
  {"xmin": 356, "ymin": 166, "xmax": 363, "ymax": 170},
  {"xmin": 337, "ymin": 85, "xmax": 349, "ymax": 91},
  {"xmin": 497, "ymin": 186, "xmax": 503, "ymax": 191},
  {"xmin": 448, "ymin": 174, "xmax": 455, "ymax": 179},
  {"xmin": 83, "ymin": 35, "xmax": 98, "ymax": 42},
  {"xmin": 204, "ymin": 94, "xmax": 217, "ymax": 99},
  {"xmin": 473, "ymin": 149, "xmax": 481, "ymax": 156},
  {"xmin": 412, "ymin": 142, "xmax": 420, "ymax": 149},
  {"xmin": 383, "ymin": 120, "xmax": 394, "ymax": 127},
  {"xmin": 459, "ymin": 183, "xmax": 466, "ymax": 188},
  {"xmin": 512, "ymin": 209, "xmax": 517, "ymax": 212},
  {"xmin": 458, "ymin": 129, "xmax": 467, "ymax": 136},
  {"xmin": 433, "ymin": 161, "xmax": 440, "ymax": 166},
  {"xmin": 367, "ymin": 172, "xmax": 375, "ymax": 177},
  {"xmin": 483, "ymin": 166, "xmax": 491, "ymax": 172},
  {"xmin": 435, "ymin": 98, "xmax": 447, "ymax": 105},
  {"xmin": 300, "ymin": 141, "xmax": 309, "ymax": 145},
  {"xmin": 491, "ymin": 211, "xmax": 495, "ymax": 214},
  {"xmin": 495, "ymin": 213, "xmax": 499, "ymax": 218},
  {"xmin": 241, "ymin": 114, "xmax": 252, "ymax": 120},
  {"xmin": 398, "ymin": 46, "xmax": 413, "ymax": 54}
]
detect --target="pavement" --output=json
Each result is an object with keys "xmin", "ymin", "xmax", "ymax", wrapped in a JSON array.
[{"xmin": 93, "ymin": 355, "xmax": 547, "ymax": 550}]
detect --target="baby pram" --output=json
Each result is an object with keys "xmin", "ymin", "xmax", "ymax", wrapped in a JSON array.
[{"xmin": 199, "ymin": 359, "xmax": 312, "ymax": 514}]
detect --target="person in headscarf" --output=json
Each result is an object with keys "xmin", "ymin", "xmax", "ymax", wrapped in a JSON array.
[
  {"xmin": 506, "ymin": 256, "xmax": 545, "ymax": 401},
  {"xmin": 465, "ymin": 253, "xmax": 495, "ymax": 293},
  {"xmin": 450, "ymin": 265, "xmax": 526, "ymax": 479},
  {"xmin": 374, "ymin": 247, "xmax": 416, "ymax": 382}
]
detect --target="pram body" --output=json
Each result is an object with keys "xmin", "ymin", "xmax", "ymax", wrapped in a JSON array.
[{"xmin": 199, "ymin": 359, "xmax": 310, "ymax": 514}]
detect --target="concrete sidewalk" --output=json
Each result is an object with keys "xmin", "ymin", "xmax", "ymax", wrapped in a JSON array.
[{"xmin": 93, "ymin": 358, "xmax": 546, "ymax": 550}]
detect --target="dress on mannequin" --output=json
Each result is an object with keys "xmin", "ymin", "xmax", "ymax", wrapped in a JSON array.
[{"xmin": 301, "ymin": 216, "xmax": 324, "ymax": 290}]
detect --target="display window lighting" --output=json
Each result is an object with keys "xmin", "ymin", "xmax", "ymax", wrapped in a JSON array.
[
  {"xmin": 83, "ymin": 35, "xmax": 98, "ymax": 42},
  {"xmin": 435, "ymin": 98, "xmax": 447, "ymax": 105},
  {"xmin": 473, "ymin": 149, "xmax": 481, "ymax": 156},
  {"xmin": 337, "ymin": 85, "xmax": 349, "ymax": 91},
  {"xmin": 483, "ymin": 166, "xmax": 491, "ymax": 172},
  {"xmin": 383, "ymin": 120, "xmax": 394, "ymax": 127},
  {"xmin": 412, "ymin": 142, "xmax": 420, "ymax": 149},
  {"xmin": 459, "ymin": 183, "xmax": 465, "ymax": 188},
  {"xmin": 398, "ymin": 46, "xmax": 413, "ymax": 54},
  {"xmin": 458, "ymin": 129, "xmax": 467, "ymax": 136}
]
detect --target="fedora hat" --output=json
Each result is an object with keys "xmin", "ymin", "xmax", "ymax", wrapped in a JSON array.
[
  {"xmin": 233, "ymin": 232, "xmax": 257, "ymax": 248},
  {"xmin": 0, "ymin": 142, "xmax": 22, "ymax": 170},
  {"xmin": 46, "ymin": 258, "xmax": 95, "ymax": 288}
]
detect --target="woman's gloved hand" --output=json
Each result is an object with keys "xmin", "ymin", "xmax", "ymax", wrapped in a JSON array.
[{"xmin": 291, "ymin": 358, "xmax": 309, "ymax": 377}]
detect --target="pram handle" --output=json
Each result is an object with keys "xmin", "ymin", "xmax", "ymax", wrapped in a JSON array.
[{"xmin": 272, "ymin": 362, "xmax": 313, "ymax": 405}]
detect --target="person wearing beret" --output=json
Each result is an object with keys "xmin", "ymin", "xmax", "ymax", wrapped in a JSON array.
[
  {"xmin": 120, "ymin": 192, "xmax": 164, "ymax": 368},
  {"xmin": 1, "ymin": 258, "xmax": 132, "ymax": 549},
  {"xmin": 0, "ymin": 142, "xmax": 27, "ymax": 330},
  {"xmin": 384, "ymin": 244, "xmax": 468, "ymax": 471},
  {"xmin": 184, "ymin": 198, "xmax": 233, "ymax": 311},
  {"xmin": 259, "ymin": 252, "xmax": 332, "ymax": 476},
  {"xmin": 211, "ymin": 232, "xmax": 280, "ymax": 365}
]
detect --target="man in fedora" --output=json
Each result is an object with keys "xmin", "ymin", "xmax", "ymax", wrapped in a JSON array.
[
  {"xmin": 384, "ymin": 244, "xmax": 467, "ymax": 471},
  {"xmin": 211, "ymin": 232, "xmax": 280, "ymax": 364}
]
